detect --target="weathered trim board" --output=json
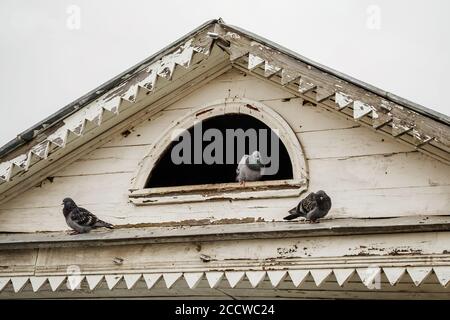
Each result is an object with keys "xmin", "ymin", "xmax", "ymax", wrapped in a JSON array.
[
  {"xmin": 1, "ymin": 266, "xmax": 449, "ymax": 299},
  {"xmin": 0, "ymin": 216, "xmax": 449, "ymax": 250},
  {"xmin": 1, "ymin": 230, "xmax": 449, "ymax": 299}
]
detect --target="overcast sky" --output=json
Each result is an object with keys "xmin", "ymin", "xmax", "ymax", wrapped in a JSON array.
[{"xmin": 1, "ymin": 0, "xmax": 449, "ymax": 147}]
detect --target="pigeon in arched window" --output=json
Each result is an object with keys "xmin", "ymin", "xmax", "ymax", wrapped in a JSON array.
[
  {"xmin": 62, "ymin": 198, "xmax": 114, "ymax": 234},
  {"xmin": 284, "ymin": 190, "xmax": 332, "ymax": 223},
  {"xmin": 236, "ymin": 151, "xmax": 264, "ymax": 185}
]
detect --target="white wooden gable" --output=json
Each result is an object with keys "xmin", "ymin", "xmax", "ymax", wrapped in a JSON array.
[{"xmin": 0, "ymin": 19, "xmax": 449, "ymax": 299}]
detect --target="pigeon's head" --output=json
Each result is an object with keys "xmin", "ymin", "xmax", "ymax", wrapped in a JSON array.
[
  {"xmin": 62, "ymin": 197, "xmax": 76, "ymax": 209},
  {"xmin": 316, "ymin": 190, "xmax": 331, "ymax": 206},
  {"xmin": 316, "ymin": 190, "xmax": 328, "ymax": 200},
  {"xmin": 249, "ymin": 151, "xmax": 262, "ymax": 165}
]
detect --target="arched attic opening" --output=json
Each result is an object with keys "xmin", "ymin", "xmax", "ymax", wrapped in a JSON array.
[
  {"xmin": 129, "ymin": 98, "xmax": 308, "ymax": 205},
  {"xmin": 146, "ymin": 113, "xmax": 293, "ymax": 188}
]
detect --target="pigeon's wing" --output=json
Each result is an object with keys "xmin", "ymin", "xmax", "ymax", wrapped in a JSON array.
[
  {"xmin": 316, "ymin": 208, "xmax": 329, "ymax": 219},
  {"xmin": 70, "ymin": 207, "xmax": 99, "ymax": 227},
  {"xmin": 306, "ymin": 207, "xmax": 321, "ymax": 221},
  {"xmin": 300, "ymin": 192, "xmax": 317, "ymax": 214}
]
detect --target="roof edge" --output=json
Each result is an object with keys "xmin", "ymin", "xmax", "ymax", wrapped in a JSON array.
[
  {"xmin": 0, "ymin": 19, "xmax": 221, "ymax": 159},
  {"xmin": 222, "ymin": 22, "xmax": 450, "ymax": 126},
  {"xmin": 1, "ymin": 18, "xmax": 448, "ymax": 160}
]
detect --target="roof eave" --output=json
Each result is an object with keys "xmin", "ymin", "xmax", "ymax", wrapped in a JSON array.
[
  {"xmin": 0, "ymin": 18, "xmax": 221, "ymax": 159},
  {"xmin": 222, "ymin": 22, "xmax": 449, "ymax": 126}
]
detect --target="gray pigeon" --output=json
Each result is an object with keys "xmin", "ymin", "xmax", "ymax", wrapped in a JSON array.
[
  {"xmin": 62, "ymin": 198, "xmax": 113, "ymax": 234},
  {"xmin": 284, "ymin": 190, "xmax": 332, "ymax": 223},
  {"xmin": 236, "ymin": 151, "xmax": 264, "ymax": 185}
]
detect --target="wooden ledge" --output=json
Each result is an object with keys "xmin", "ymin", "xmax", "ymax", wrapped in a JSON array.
[
  {"xmin": 0, "ymin": 215, "xmax": 449, "ymax": 250},
  {"xmin": 129, "ymin": 179, "xmax": 306, "ymax": 205}
]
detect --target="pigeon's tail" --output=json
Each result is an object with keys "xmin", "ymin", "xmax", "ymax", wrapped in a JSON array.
[
  {"xmin": 283, "ymin": 214, "xmax": 300, "ymax": 220},
  {"xmin": 95, "ymin": 220, "xmax": 114, "ymax": 229},
  {"xmin": 283, "ymin": 206, "xmax": 305, "ymax": 220}
]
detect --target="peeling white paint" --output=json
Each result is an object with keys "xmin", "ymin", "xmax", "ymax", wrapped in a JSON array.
[
  {"xmin": 30, "ymin": 142, "xmax": 49, "ymax": 159},
  {"xmin": 353, "ymin": 101, "xmax": 375, "ymax": 119},
  {"xmin": 372, "ymin": 109, "xmax": 379, "ymax": 119},
  {"xmin": 225, "ymin": 31, "xmax": 240, "ymax": 39},
  {"xmin": 228, "ymin": 43, "xmax": 248, "ymax": 61},
  {"xmin": 280, "ymin": 69, "xmax": 300, "ymax": 85},
  {"xmin": 335, "ymin": 92, "xmax": 353, "ymax": 109},
  {"xmin": 0, "ymin": 153, "xmax": 29, "ymax": 180},
  {"xmin": 11, "ymin": 154, "xmax": 27, "ymax": 167},
  {"xmin": 250, "ymin": 41, "xmax": 272, "ymax": 52},
  {"xmin": 298, "ymin": 77, "xmax": 316, "ymax": 93},
  {"xmin": 264, "ymin": 61, "xmax": 281, "ymax": 77},
  {"xmin": 0, "ymin": 162, "xmax": 10, "ymax": 180},
  {"xmin": 392, "ymin": 117, "xmax": 413, "ymax": 136},
  {"xmin": 248, "ymin": 53, "xmax": 265, "ymax": 70},
  {"xmin": 380, "ymin": 99, "xmax": 392, "ymax": 111}
]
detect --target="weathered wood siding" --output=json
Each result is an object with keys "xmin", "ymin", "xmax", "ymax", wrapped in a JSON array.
[
  {"xmin": 0, "ymin": 68, "xmax": 449, "ymax": 232},
  {"xmin": 1, "ymin": 231, "xmax": 450, "ymax": 299}
]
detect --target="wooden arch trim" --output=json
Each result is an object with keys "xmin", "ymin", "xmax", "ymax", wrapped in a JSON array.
[{"xmin": 129, "ymin": 98, "xmax": 308, "ymax": 205}]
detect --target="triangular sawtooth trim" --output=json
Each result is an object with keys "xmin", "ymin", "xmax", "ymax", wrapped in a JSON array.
[
  {"xmin": 237, "ymin": 50, "xmax": 447, "ymax": 152},
  {"xmin": 124, "ymin": 274, "xmax": 142, "ymax": 289},
  {"xmin": 310, "ymin": 269, "xmax": 332, "ymax": 287},
  {"xmin": 184, "ymin": 272, "xmax": 204, "ymax": 289},
  {"xmin": 225, "ymin": 271, "xmax": 245, "ymax": 288},
  {"xmin": 333, "ymin": 269, "xmax": 355, "ymax": 286},
  {"xmin": 267, "ymin": 270, "xmax": 287, "ymax": 287},
  {"xmin": 163, "ymin": 272, "xmax": 183, "ymax": 289},
  {"xmin": 0, "ymin": 35, "xmax": 214, "ymax": 188},
  {"xmin": 205, "ymin": 272, "xmax": 224, "ymax": 288},
  {"xmin": 1, "ymin": 266, "xmax": 449, "ymax": 293},
  {"xmin": 30, "ymin": 276, "xmax": 48, "ymax": 292},
  {"xmin": 219, "ymin": 24, "xmax": 449, "ymax": 161},
  {"xmin": 86, "ymin": 275, "xmax": 104, "ymax": 290},
  {"xmin": 383, "ymin": 267, "xmax": 406, "ymax": 286}
]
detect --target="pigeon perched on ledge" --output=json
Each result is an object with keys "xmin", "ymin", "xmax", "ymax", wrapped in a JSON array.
[
  {"xmin": 284, "ymin": 190, "xmax": 332, "ymax": 223},
  {"xmin": 236, "ymin": 151, "xmax": 264, "ymax": 185},
  {"xmin": 62, "ymin": 197, "xmax": 113, "ymax": 234}
]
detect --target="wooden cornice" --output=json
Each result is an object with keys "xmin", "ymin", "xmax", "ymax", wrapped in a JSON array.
[{"xmin": 1, "ymin": 216, "xmax": 449, "ymax": 250}]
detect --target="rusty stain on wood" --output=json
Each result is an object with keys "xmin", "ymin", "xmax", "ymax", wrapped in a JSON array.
[
  {"xmin": 244, "ymin": 104, "xmax": 259, "ymax": 112},
  {"xmin": 195, "ymin": 108, "xmax": 214, "ymax": 117},
  {"xmin": 121, "ymin": 129, "xmax": 133, "ymax": 138},
  {"xmin": 117, "ymin": 217, "xmax": 266, "ymax": 229}
]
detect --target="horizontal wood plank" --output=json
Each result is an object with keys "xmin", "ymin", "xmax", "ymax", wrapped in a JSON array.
[
  {"xmin": 300, "ymin": 127, "xmax": 413, "ymax": 159},
  {"xmin": 309, "ymin": 151, "xmax": 450, "ymax": 190},
  {"xmin": 1, "ymin": 216, "xmax": 449, "ymax": 250},
  {"xmin": 0, "ymin": 185, "xmax": 449, "ymax": 232}
]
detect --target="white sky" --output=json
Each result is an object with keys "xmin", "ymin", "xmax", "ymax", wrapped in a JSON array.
[{"xmin": 1, "ymin": 0, "xmax": 449, "ymax": 147}]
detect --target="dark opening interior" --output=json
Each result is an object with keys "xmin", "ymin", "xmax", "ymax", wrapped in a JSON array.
[{"xmin": 146, "ymin": 114, "xmax": 293, "ymax": 188}]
